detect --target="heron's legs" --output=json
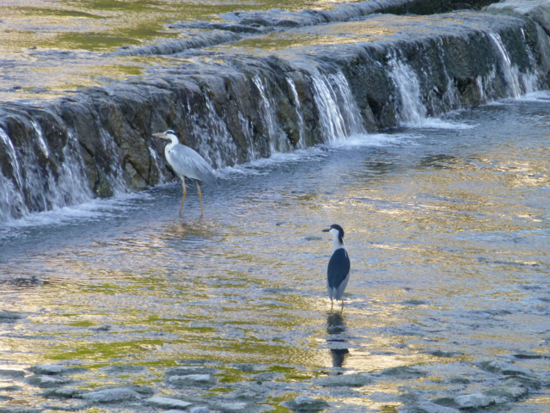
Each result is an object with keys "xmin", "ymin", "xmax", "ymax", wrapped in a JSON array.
[
  {"xmin": 196, "ymin": 181, "xmax": 204, "ymax": 216},
  {"xmin": 330, "ymin": 298, "xmax": 334, "ymax": 311},
  {"xmin": 179, "ymin": 178, "xmax": 187, "ymax": 216}
]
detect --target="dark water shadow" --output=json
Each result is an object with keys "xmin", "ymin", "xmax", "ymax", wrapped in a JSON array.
[{"xmin": 326, "ymin": 311, "xmax": 350, "ymax": 368}]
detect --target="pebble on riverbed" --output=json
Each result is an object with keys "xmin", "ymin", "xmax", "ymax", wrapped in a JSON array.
[
  {"xmin": 145, "ymin": 396, "xmax": 193, "ymax": 409},
  {"xmin": 313, "ymin": 373, "xmax": 372, "ymax": 387},
  {"xmin": 281, "ymin": 395, "xmax": 331, "ymax": 412},
  {"xmin": 28, "ymin": 364, "xmax": 86, "ymax": 375},
  {"xmin": 166, "ymin": 373, "xmax": 217, "ymax": 388},
  {"xmin": 80, "ymin": 387, "xmax": 143, "ymax": 403}
]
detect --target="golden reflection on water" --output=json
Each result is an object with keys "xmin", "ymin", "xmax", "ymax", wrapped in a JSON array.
[{"xmin": 1, "ymin": 106, "xmax": 549, "ymax": 403}]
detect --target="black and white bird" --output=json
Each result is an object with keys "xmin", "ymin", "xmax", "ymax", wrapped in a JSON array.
[
  {"xmin": 322, "ymin": 224, "xmax": 351, "ymax": 310},
  {"xmin": 152, "ymin": 130, "xmax": 218, "ymax": 216}
]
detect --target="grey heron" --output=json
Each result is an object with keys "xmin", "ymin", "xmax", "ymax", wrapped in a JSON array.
[
  {"xmin": 322, "ymin": 224, "xmax": 351, "ymax": 310},
  {"xmin": 152, "ymin": 130, "xmax": 218, "ymax": 216}
]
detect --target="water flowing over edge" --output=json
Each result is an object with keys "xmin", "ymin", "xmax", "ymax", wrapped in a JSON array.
[{"xmin": 0, "ymin": 13, "xmax": 548, "ymax": 224}]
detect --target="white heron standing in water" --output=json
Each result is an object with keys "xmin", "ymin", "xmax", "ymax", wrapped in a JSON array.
[{"xmin": 152, "ymin": 130, "xmax": 218, "ymax": 216}]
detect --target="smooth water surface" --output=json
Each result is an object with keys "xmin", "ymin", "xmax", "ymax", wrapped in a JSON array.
[{"xmin": 1, "ymin": 94, "xmax": 549, "ymax": 410}]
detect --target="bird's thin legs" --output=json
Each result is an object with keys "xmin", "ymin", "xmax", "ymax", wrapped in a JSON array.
[
  {"xmin": 196, "ymin": 181, "xmax": 204, "ymax": 216},
  {"xmin": 179, "ymin": 178, "xmax": 187, "ymax": 216},
  {"xmin": 331, "ymin": 298, "xmax": 334, "ymax": 311}
]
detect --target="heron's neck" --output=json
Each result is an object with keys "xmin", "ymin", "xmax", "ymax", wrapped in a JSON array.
[
  {"xmin": 332, "ymin": 234, "xmax": 346, "ymax": 251},
  {"xmin": 164, "ymin": 136, "xmax": 179, "ymax": 154}
]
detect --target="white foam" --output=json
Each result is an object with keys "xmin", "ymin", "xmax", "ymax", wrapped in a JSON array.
[
  {"xmin": 217, "ymin": 146, "xmax": 327, "ymax": 178},
  {"xmin": 329, "ymin": 132, "xmax": 420, "ymax": 148},
  {"xmin": 515, "ymin": 90, "xmax": 550, "ymax": 102},
  {"xmin": 403, "ymin": 117, "xmax": 476, "ymax": 130},
  {"xmin": 0, "ymin": 192, "xmax": 147, "ymax": 234}
]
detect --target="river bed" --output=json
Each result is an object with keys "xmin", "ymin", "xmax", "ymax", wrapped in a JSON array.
[{"xmin": 0, "ymin": 92, "xmax": 549, "ymax": 412}]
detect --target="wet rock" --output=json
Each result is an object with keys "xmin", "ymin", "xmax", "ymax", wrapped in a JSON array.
[
  {"xmin": 167, "ymin": 373, "xmax": 217, "ymax": 388},
  {"xmin": 42, "ymin": 399, "xmax": 91, "ymax": 411},
  {"xmin": 145, "ymin": 396, "xmax": 193, "ymax": 409},
  {"xmin": 81, "ymin": 387, "xmax": 143, "ymax": 403},
  {"xmin": 28, "ymin": 364, "xmax": 85, "ymax": 375},
  {"xmin": 0, "ymin": 370, "xmax": 25, "ymax": 379},
  {"xmin": 0, "ymin": 386, "xmax": 22, "ymax": 391},
  {"xmin": 212, "ymin": 401, "xmax": 256, "ymax": 413},
  {"xmin": 407, "ymin": 401, "xmax": 461, "ymax": 413},
  {"xmin": 478, "ymin": 360, "xmax": 533, "ymax": 376},
  {"xmin": 165, "ymin": 366, "xmax": 218, "ymax": 375},
  {"xmin": 484, "ymin": 376, "xmax": 542, "ymax": 401},
  {"xmin": 43, "ymin": 387, "xmax": 86, "ymax": 399},
  {"xmin": 0, "ymin": 311, "xmax": 24, "ymax": 322},
  {"xmin": 313, "ymin": 373, "xmax": 373, "ymax": 387},
  {"xmin": 401, "ymin": 300, "xmax": 428, "ymax": 306},
  {"xmin": 488, "ymin": 0, "xmax": 550, "ymax": 36},
  {"xmin": 234, "ymin": 364, "xmax": 255, "ymax": 372},
  {"xmin": 453, "ymin": 393, "xmax": 494, "ymax": 408},
  {"xmin": 424, "ymin": 350, "xmax": 463, "ymax": 358},
  {"xmin": 378, "ymin": 366, "xmax": 427, "ymax": 379},
  {"xmin": 0, "ymin": 407, "xmax": 41, "ymax": 413},
  {"xmin": 26, "ymin": 374, "xmax": 73, "ymax": 388},
  {"xmin": 100, "ymin": 365, "xmax": 147, "ymax": 374},
  {"xmin": 190, "ymin": 408, "xmax": 212, "ymax": 413},
  {"xmin": 251, "ymin": 372, "xmax": 282, "ymax": 381},
  {"xmin": 281, "ymin": 395, "xmax": 331, "ymax": 412},
  {"xmin": 514, "ymin": 352, "xmax": 550, "ymax": 360},
  {"xmin": 369, "ymin": 392, "xmax": 401, "ymax": 403}
]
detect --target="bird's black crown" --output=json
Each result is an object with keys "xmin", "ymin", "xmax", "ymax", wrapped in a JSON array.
[
  {"xmin": 330, "ymin": 224, "xmax": 344, "ymax": 243},
  {"xmin": 165, "ymin": 129, "xmax": 176, "ymax": 135}
]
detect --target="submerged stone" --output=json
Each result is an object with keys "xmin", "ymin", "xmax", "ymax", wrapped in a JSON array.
[
  {"xmin": 26, "ymin": 375, "xmax": 73, "ymax": 388},
  {"xmin": 81, "ymin": 387, "xmax": 142, "ymax": 402},
  {"xmin": 379, "ymin": 366, "xmax": 427, "ymax": 379},
  {"xmin": 478, "ymin": 360, "xmax": 533, "ymax": 376},
  {"xmin": 43, "ymin": 387, "xmax": 86, "ymax": 399},
  {"xmin": 313, "ymin": 373, "xmax": 373, "ymax": 387},
  {"xmin": 145, "ymin": 396, "xmax": 193, "ymax": 409},
  {"xmin": 213, "ymin": 401, "xmax": 254, "ymax": 412},
  {"xmin": 28, "ymin": 364, "xmax": 85, "ymax": 375},
  {"xmin": 282, "ymin": 395, "xmax": 331, "ymax": 412},
  {"xmin": 0, "ymin": 311, "xmax": 24, "ymax": 321},
  {"xmin": 453, "ymin": 393, "xmax": 494, "ymax": 408},
  {"xmin": 167, "ymin": 373, "xmax": 217, "ymax": 388},
  {"xmin": 165, "ymin": 366, "xmax": 218, "ymax": 375},
  {"xmin": 100, "ymin": 365, "xmax": 147, "ymax": 374},
  {"xmin": 190, "ymin": 408, "xmax": 211, "ymax": 413},
  {"xmin": 0, "ymin": 370, "xmax": 25, "ymax": 379},
  {"xmin": 411, "ymin": 401, "xmax": 461, "ymax": 413}
]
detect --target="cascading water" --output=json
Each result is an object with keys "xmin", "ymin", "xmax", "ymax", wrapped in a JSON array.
[
  {"xmin": 0, "ymin": 124, "xmax": 93, "ymax": 222},
  {"xmin": 252, "ymin": 76, "xmax": 292, "ymax": 154},
  {"xmin": 286, "ymin": 77, "xmax": 307, "ymax": 149},
  {"xmin": 310, "ymin": 71, "xmax": 365, "ymax": 142},
  {"xmin": 489, "ymin": 32, "xmax": 523, "ymax": 98},
  {"xmin": 0, "ymin": 11, "xmax": 547, "ymax": 223},
  {"xmin": 388, "ymin": 55, "xmax": 427, "ymax": 126}
]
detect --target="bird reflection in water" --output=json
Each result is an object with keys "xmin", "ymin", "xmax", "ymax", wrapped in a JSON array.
[{"xmin": 326, "ymin": 312, "xmax": 350, "ymax": 368}]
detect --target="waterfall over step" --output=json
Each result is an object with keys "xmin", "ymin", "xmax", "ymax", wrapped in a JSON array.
[{"xmin": 1, "ymin": 9, "xmax": 549, "ymax": 223}]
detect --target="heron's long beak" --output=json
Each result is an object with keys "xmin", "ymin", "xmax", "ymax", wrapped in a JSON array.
[
  {"xmin": 322, "ymin": 228, "xmax": 330, "ymax": 232},
  {"xmin": 152, "ymin": 133, "xmax": 166, "ymax": 138}
]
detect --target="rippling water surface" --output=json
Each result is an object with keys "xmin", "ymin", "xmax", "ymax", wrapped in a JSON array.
[{"xmin": 1, "ymin": 93, "xmax": 550, "ymax": 410}]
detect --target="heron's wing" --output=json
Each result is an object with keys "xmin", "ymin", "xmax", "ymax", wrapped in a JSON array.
[
  {"xmin": 327, "ymin": 248, "xmax": 350, "ymax": 289},
  {"xmin": 167, "ymin": 145, "xmax": 219, "ymax": 187}
]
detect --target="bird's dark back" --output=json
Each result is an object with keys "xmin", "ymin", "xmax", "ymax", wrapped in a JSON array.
[{"xmin": 327, "ymin": 248, "xmax": 350, "ymax": 288}]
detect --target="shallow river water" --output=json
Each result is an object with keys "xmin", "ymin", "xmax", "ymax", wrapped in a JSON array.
[{"xmin": 0, "ymin": 93, "xmax": 549, "ymax": 411}]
